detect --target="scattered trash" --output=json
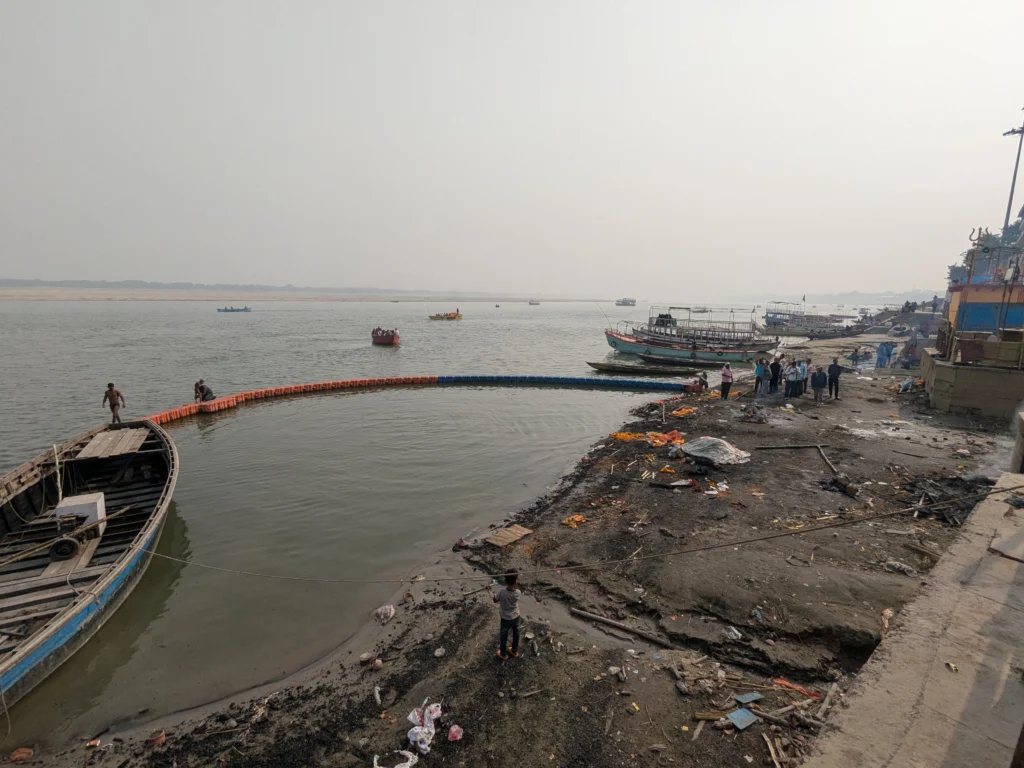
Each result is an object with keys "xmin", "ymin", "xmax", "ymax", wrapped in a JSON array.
[
  {"xmin": 87, "ymin": 739, "xmax": 101, "ymax": 749},
  {"xmin": 683, "ymin": 437, "xmax": 751, "ymax": 466},
  {"xmin": 658, "ymin": 466, "xmax": 676, "ymax": 474},
  {"xmin": 727, "ymin": 708, "xmax": 759, "ymax": 731},
  {"xmin": 671, "ymin": 407, "xmax": 696, "ymax": 417},
  {"xmin": 820, "ymin": 475, "xmax": 859, "ymax": 498},
  {"xmin": 373, "ymin": 750, "xmax": 419, "ymax": 768},
  {"xmin": 786, "ymin": 554, "xmax": 811, "ymax": 567},
  {"xmin": 372, "ymin": 658, "xmax": 384, "ymax": 671},
  {"xmin": 403, "ymin": 591, "xmax": 415, "ymax": 604},
  {"xmin": 374, "ymin": 686, "xmax": 382, "ymax": 706},
  {"xmin": 734, "ymin": 692, "xmax": 762, "ymax": 705},
  {"xmin": 946, "ymin": 662, "xmax": 959, "ymax": 673},
  {"xmin": 884, "ymin": 560, "xmax": 917, "ymax": 576},
  {"xmin": 360, "ymin": 652, "xmax": 375, "ymax": 665},
  {"xmin": 739, "ymin": 404, "xmax": 769, "ymax": 424},
  {"xmin": 608, "ymin": 666, "xmax": 621, "ymax": 676},
  {"xmin": 881, "ymin": 607, "xmax": 894, "ymax": 636},
  {"xmin": 561, "ymin": 514, "xmax": 588, "ymax": 529},
  {"xmin": 374, "ymin": 605, "xmax": 397, "ymax": 625},
  {"xmin": 448, "ymin": 725, "xmax": 464, "ymax": 742},
  {"xmin": 451, "ymin": 538, "xmax": 470, "ymax": 551},
  {"xmin": 434, "ymin": 647, "xmax": 446, "ymax": 658},
  {"xmin": 723, "ymin": 626, "xmax": 743, "ymax": 641},
  {"xmin": 407, "ymin": 702, "xmax": 443, "ymax": 755},
  {"xmin": 675, "ymin": 680, "xmax": 691, "ymax": 695},
  {"xmin": 774, "ymin": 678, "xmax": 821, "ymax": 700},
  {"xmin": 147, "ymin": 729, "xmax": 167, "ymax": 747},
  {"xmin": 954, "ymin": 449, "xmax": 971, "ymax": 457},
  {"xmin": 9, "ymin": 749, "xmax": 33, "ymax": 763}
]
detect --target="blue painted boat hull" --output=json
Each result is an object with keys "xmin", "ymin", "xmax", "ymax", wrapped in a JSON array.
[{"xmin": 0, "ymin": 421, "xmax": 178, "ymax": 709}]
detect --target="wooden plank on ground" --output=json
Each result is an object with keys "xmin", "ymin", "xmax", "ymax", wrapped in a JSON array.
[
  {"xmin": 485, "ymin": 524, "xmax": 533, "ymax": 548},
  {"xmin": 122, "ymin": 430, "xmax": 150, "ymax": 454},
  {"xmin": 41, "ymin": 539, "xmax": 102, "ymax": 578}
]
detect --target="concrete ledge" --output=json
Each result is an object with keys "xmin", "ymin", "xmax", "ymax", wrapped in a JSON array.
[{"xmin": 804, "ymin": 473, "xmax": 1024, "ymax": 768}]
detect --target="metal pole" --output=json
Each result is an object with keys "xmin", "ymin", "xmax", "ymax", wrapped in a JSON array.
[{"xmin": 1003, "ymin": 114, "xmax": 1024, "ymax": 235}]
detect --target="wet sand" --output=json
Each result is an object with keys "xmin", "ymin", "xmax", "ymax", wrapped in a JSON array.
[{"xmin": 45, "ymin": 334, "xmax": 1011, "ymax": 768}]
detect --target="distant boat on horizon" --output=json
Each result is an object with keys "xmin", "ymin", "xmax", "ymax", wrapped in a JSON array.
[
  {"xmin": 216, "ymin": 306, "xmax": 251, "ymax": 313},
  {"xmin": 615, "ymin": 298, "xmax": 637, "ymax": 307},
  {"xmin": 528, "ymin": 300, "xmax": 540, "ymax": 306}
]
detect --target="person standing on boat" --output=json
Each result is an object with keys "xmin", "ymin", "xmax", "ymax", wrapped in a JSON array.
[
  {"xmin": 102, "ymin": 383, "xmax": 125, "ymax": 424},
  {"xmin": 720, "ymin": 363, "xmax": 734, "ymax": 401}
]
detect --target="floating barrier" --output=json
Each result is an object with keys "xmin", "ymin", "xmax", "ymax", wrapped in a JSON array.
[{"xmin": 144, "ymin": 375, "xmax": 686, "ymax": 426}]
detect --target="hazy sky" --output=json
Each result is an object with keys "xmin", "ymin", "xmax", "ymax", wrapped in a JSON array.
[{"xmin": 1, "ymin": 2, "xmax": 1022, "ymax": 297}]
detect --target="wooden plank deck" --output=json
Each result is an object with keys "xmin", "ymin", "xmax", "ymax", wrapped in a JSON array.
[
  {"xmin": 77, "ymin": 429, "xmax": 150, "ymax": 460},
  {"xmin": 485, "ymin": 524, "xmax": 533, "ymax": 548}
]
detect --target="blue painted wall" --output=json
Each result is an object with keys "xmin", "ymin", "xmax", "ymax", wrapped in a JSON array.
[{"xmin": 957, "ymin": 302, "xmax": 1024, "ymax": 331}]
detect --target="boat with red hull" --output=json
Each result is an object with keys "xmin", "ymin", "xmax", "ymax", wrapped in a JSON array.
[{"xmin": 371, "ymin": 328, "xmax": 399, "ymax": 346}]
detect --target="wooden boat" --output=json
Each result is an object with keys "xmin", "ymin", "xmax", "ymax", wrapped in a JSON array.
[
  {"xmin": 587, "ymin": 361, "xmax": 695, "ymax": 376},
  {"xmin": 605, "ymin": 330, "xmax": 760, "ymax": 363},
  {"xmin": 528, "ymin": 300, "xmax": 540, "ymax": 306},
  {"xmin": 371, "ymin": 328, "xmax": 399, "ymax": 346},
  {"xmin": 428, "ymin": 312, "xmax": 462, "ymax": 320},
  {"xmin": 636, "ymin": 352, "xmax": 744, "ymax": 368},
  {"xmin": 614, "ymin": 298, "xmax": 637, "ymax": 307},
  {"xmin": 216, "ymin": 307, "xmax": 251, "ymax": 313},
  {"xmin": 0, "ymin": 421, "xmax": 178, "ymax": 708},
  {"xmin": 614, "ymin": 305, "xmax": 776, "ymax": 352}
]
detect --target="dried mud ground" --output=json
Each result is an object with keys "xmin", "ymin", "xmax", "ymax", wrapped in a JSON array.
[{"xmin": 48, "ymin": 335, "xmax": 1014, "ymax": 768}]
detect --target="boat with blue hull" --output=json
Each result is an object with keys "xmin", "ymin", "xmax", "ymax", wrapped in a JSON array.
[
  {"xmin": 604, "ymin": 329, "xmax": 758, "ymax": 363},
  {"xmin": 0, "ymin": 420, "xmax": 177, "ymax": 709}
]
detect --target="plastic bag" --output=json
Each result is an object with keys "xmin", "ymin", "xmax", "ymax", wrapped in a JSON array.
[
  {"xmin": 682, "ymin": 437, "xmax": 751, "ymax": 466},
  {"xmin": 407, "ymin": 703, "xmax": 442, "ymax": 755},
  {"xmin": 374, "ymin": 605, "xmax": 396, "ymax": 625},
  {"xmin": 448, "ymin": 724, "xmax": 464, "ymax": 742}
]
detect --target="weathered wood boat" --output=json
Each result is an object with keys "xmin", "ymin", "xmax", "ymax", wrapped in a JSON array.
[
  {"xmin": 605, "ymin": 330, "xmax": 760, "ymax": 363},
  {"xmin": 636, "ymin": 352, "xmax": 745, "ymax": 368},
  {"xmin": 371, "ymin": 328, "xmax": 400, "ymax": 346},
  {"xmin": 0, "ymin": 421, "xmax": 178, "ymax": 708},
  {"xmin": 587, "ymin": 361, "xmax": 696, "ymax": 376},
  {"xmin": 428, "ymin": 312, "xmax": 462, "ymax": 320}
]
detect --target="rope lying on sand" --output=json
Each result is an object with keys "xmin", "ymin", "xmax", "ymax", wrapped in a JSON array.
[{"xmin": 137, "ymin": 483, "xmax": 1024, "ymax": 585}]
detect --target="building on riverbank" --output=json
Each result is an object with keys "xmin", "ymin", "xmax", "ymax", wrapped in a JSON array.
[{"xmin": 923, "ymin": 233, "xmax": 1024, "ymax": 418}]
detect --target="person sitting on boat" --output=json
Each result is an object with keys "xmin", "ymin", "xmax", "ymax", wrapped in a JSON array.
[{"xmin": 194, "ymin": 379, "xmax": 215, "ymax": 402}]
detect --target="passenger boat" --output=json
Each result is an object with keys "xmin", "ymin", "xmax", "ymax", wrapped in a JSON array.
[
  {"xmin": 528, "ymin": 300, "xmax": 540, "ymax": 306},
  {"xmin": 616, "ymin": 306, "xmax": 776, "ymax": 351},
  {"xmin": 587, "ymin": 361, "xmax": 695, "ymax": 376},
  {"xmin": 0, "ymin": 421, "xmax": 178, "ymax": 708},
  {"xmin": 428, "ymin": 312, "xmax": 462, "ymax": 320},
  {"xmin": 614, "ymin": 298, "xmax": 637, "ymax": 307},
  {"xmin": 605, "ymin": 329, "xmax": 759, "ymax": 363},
  {"xmin": 371, "ymin": 328, "xmax": 399, "ymax": 346},
  {"xmin": 763, "ymin": 301, "xmax": 862, "ymax": 337},
  {"xmin": 216, "ymin": 306, "xmax": 251, "ymax": 313}
]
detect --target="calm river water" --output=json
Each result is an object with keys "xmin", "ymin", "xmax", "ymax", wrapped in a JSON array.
[{"xmin": 0, "ymin": 299, "xmax": 671, "ymax": 746}]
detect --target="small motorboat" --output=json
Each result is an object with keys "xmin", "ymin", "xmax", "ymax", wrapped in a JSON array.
[
  {"xmin": 216, "ymin": 306, "xmax": 251, "ymax": 313},
  {"xmin": 528, "ymin": 300, "xmax": 540, "ymax": 306},
  {"xmin": 371, "ymin": 328, "xmax": 400, "ymax": 346},
  {"xmin": 428, "ymin": 312, "xmax": 462, "ymax": 320},
  {"xmin": 0, "ymin": 421, "xmax": 178, "ymax": 709}
]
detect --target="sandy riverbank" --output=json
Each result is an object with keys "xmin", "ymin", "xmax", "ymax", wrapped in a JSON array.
[{"xmin": 44, "ymin": 334, "xmax": 1011, "ymax": 768}]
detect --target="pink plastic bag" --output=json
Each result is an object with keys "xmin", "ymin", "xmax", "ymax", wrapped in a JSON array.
[{"xmin": 448, "ymin": 725, "xmax": 463, "ymax": 742}]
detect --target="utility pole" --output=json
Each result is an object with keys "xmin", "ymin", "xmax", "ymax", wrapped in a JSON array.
[{"xmin": 1003, "ymin": 109, "xmax": 1024, "ymax": 235}]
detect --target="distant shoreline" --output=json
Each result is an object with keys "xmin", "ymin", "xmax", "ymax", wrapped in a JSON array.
[{"xmin": 0, "ymin": 288, "xmax": 602, "ymax": 303}]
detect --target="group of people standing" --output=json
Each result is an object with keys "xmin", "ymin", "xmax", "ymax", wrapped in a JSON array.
[{"xmin": 751, "ymin": 356, "xmax": 844, "ymax": 406}]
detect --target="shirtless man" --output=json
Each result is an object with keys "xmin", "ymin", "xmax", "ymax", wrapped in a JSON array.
[{"xmin": 102, "ymin": 383, "xmax": 126, "ymax": 424}]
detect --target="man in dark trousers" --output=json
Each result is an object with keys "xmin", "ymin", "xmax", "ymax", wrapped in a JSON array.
[
  {"xmin": 769, "ymin": 357, "xmax": 782, "ymax": 394},
  {"xmin": 827, "ymin": 358, "xmax": 842, "ymax": 400}
]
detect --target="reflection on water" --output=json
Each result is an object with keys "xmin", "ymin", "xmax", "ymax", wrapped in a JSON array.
[
  {"xmin": 7, "ymin": 505, "xmax": 189, "ymax": 745},
  {"xmin": 0, "ymin": 301, "xmax": 651, "ymax": 747}
]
